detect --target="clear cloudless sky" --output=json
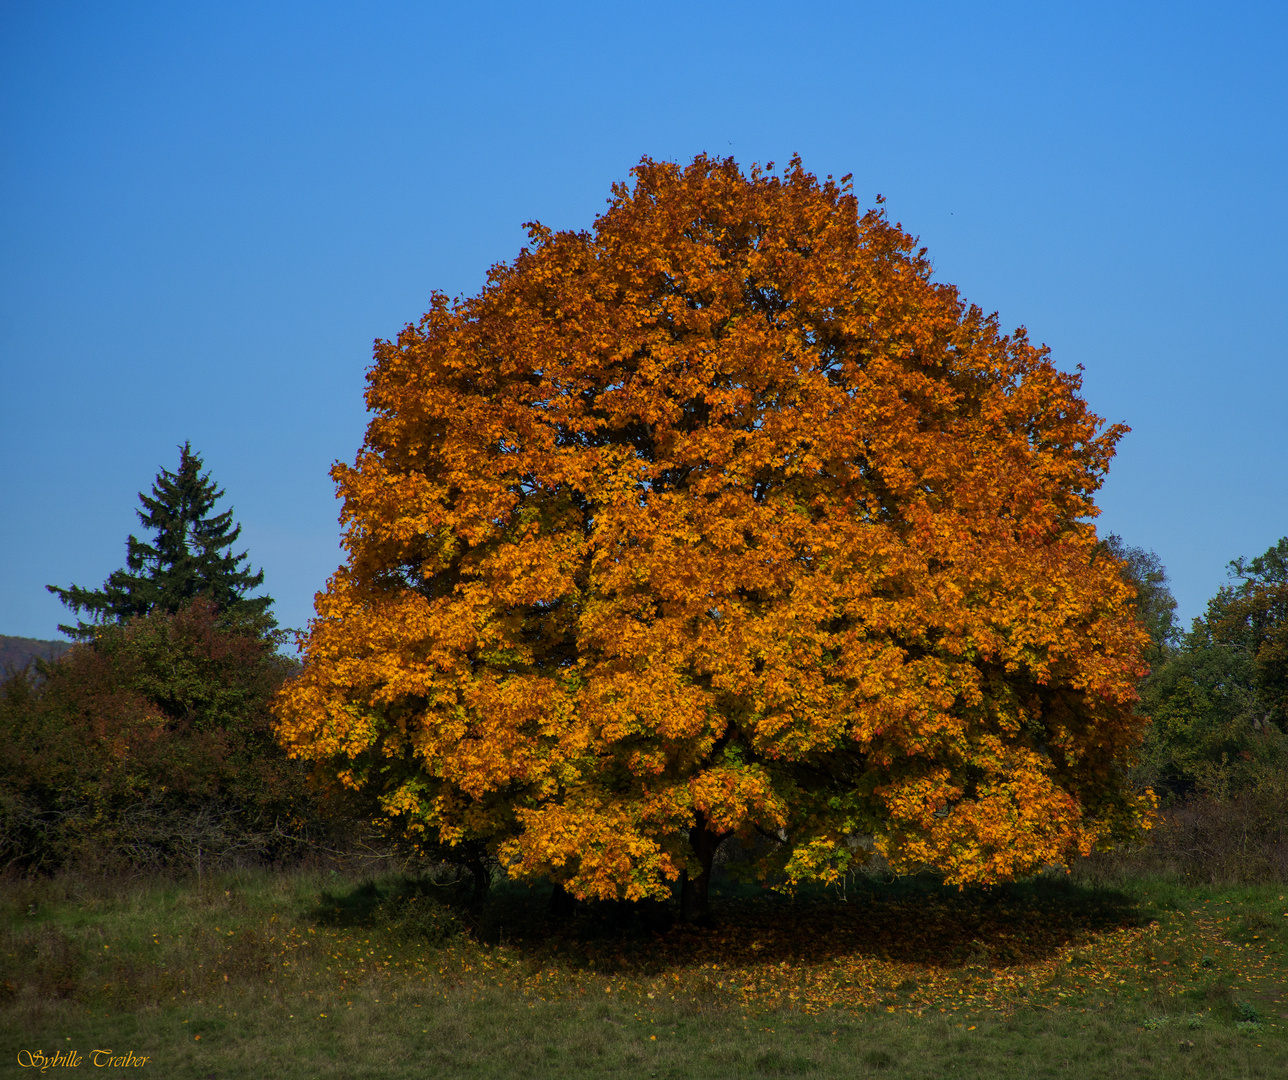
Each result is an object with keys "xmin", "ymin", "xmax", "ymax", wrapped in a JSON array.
[{"xmin": 2, "ymin": 0, "xmax": 1285, "ymax": 640}]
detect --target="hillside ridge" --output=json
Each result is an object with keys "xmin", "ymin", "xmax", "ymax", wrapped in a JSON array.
[{"xmin": 0, "ymin": 634, "xmax": 72, "ymax": 673}]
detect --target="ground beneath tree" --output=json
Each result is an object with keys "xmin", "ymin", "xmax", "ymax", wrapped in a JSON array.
[{"xmin": 312, "ymin": 878, "xmax": 1288, "ymax": 1020}]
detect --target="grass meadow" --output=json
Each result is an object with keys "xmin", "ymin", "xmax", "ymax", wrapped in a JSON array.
[{"xmin": 2, "ymin": 866, "xmax": 1286, "ymax": 1078}]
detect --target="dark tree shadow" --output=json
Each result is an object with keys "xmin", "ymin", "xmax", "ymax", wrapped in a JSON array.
[{"xmin": 308, "ymin": 869, "xmax": 1145, "ymax": 978}]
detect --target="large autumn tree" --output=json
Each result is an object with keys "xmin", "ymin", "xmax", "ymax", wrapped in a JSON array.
[{"xmin": 276, "ymin": 155, "xmax": 1152, "ymax": 919}]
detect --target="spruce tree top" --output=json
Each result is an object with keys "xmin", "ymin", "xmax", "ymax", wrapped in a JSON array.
[{"xmin": 49, "ymin": 443, "xmax": 274, "ymax": 639}]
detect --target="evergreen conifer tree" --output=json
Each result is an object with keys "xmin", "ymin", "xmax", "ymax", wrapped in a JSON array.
[{"xmin": 49, "ymin": 443, "xmax": 273, "ymax": 638}]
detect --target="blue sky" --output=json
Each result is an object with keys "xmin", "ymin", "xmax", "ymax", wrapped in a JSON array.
[{"xmin": 2, "ymin": 0, "xmax": 1285, "ymax": 639}]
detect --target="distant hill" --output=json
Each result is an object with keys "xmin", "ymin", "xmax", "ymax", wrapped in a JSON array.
[{"xmin": 0, "ymin": 635, "xmax": 72, "ymax": 673}]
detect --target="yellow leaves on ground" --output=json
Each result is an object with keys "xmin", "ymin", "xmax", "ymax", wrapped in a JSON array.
[{"xmin": 287, "ymin": 892, "xmax": 1286, "ymax": 1022}]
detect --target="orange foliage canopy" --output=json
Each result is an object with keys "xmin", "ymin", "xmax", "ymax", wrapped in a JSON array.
[{"xmin": 275, "ymin": 155, "xmax": 1153, "ymax": 903}]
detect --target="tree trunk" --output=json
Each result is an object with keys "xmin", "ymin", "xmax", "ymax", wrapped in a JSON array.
[
  {"xmin": 462, "ymin": 848, "xmax": 492, "ymax": 908},
  {"xmin": 679, "ymin": 814, "xmax": 729, "ymax": 925},
  {"xmin": 547, "ymin": 881, "xmax": 576, "ymax": 921}
]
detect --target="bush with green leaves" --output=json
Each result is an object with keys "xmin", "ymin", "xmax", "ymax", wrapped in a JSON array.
[
  {"xmin": 0, "ymin": 600, "xmax": 325, "ymax": 875},
  {"xmin": 1138, "ymin": 537, "xmax": 1288, "ymax": 802}
]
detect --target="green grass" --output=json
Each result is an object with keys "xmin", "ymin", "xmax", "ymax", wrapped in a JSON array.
[{"xmin": 2, "ymin": 869, "xmax": 1286, "ymax": 1078}]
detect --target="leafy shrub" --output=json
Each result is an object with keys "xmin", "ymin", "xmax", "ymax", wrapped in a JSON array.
[
  {"xmin": 1234, "ymin": 1000, "xmax": 1262, "ymax": 1023},
  {"xmin": 310, "ymin": 875, "xmax": 463, "ymax": 943},
  {"xmin": 754, "ymin": 1050, "xmax": 817, "ymax": 1075},
  {"xmin": 1078, "ymin": 780, "xmax": 1288, "ymax": 884},
  {"xmin": 0, "ymin": 600, "xmax": 331, "ymax": 875},
  {"xmin": 1156, "ymin": 785, "xmax": 1288, "ymax": 883},
  {"xmin": 375, "ymin": 893, "xmax": 463, "ymax": 944}
]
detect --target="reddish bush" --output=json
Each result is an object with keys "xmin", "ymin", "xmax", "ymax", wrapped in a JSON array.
[{"xmin": 0, "ymin": 600, "xmax": 326, "ymax": 874}]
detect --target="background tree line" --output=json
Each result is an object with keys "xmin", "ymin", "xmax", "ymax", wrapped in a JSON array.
[
  {"xmin": 3, "ymin": 456, "xmax": 1285, "ymax": 887},
  {"xmin": 2, "ymin": 163, "xmax": 1284, "ymax": 898},
  {"xmin": 1108, "ymin": 533, "xmax": 1288, "ymax": 883}
]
